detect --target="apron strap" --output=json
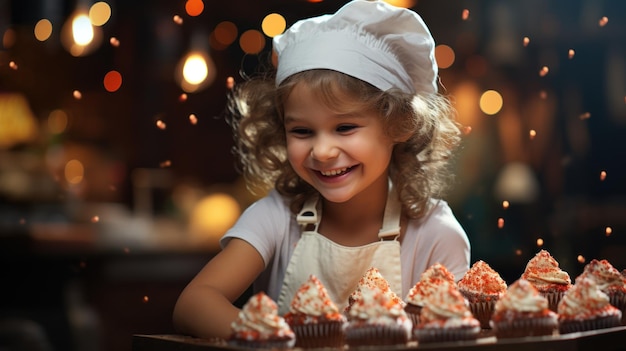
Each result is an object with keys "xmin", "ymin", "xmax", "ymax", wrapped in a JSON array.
[
  {"xmin": 296, "ymin": 195, "xmax": 319, "ymax": 230},
  {"xmin": 378, "ymin": 180, "xmax": 401, "ymax": 240}
]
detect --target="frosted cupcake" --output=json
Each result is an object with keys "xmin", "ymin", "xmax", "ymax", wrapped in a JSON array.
[
  {"xmin": 457, "ymin": 260, "xmax": 507, "ymax": 329},
  {"xmin": 228, "ymin": 292, "xmax": 295, "ymax": 349},
  {"xmin": 521, "ymin": 250, "xmax": 572, "ymax": 311},
  {"xmin": 345, "ymin": 267, "xmax": 404, "ymax": 317},
  {"xmin": 558, "ymin": 277, "xmax": 622, "ymax": 334},
  {"xmin": 404, "ymin": 263, "xmax": 456, "ymax": 325},
  {"xmin": 490, "ymin": 278, "xmax": 558, "ymax": 338},
  {"xmin": 283, "ymin": 275, "xmax": 346, "ymax": 348},
  {"xmin": 576, "ymin": 259, "xmax": 626, "ymax": 325},
  {"xmin": 413, "ymin": 280, "xmax": 481, "ymax": 343},
  {"xmin": 344, "ymin": 285, "xmax": 412, "ymax": 347}
]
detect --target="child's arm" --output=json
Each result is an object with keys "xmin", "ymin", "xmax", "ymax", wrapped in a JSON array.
[{"xmin": 172, "ymin": 238, "xmax": 265, "ymax": 339}]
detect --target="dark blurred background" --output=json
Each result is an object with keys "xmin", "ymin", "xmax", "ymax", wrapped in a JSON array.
[{"xmin": 1, "ymin": 0, "xmax": 625, "ymax": 350}]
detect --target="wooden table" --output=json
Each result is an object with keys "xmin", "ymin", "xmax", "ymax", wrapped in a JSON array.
[{"xmin": 133, "ymin": 326, "xmax": 626, "ymax": 350}]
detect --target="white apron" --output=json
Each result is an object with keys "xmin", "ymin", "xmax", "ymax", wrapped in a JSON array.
[{"xmin": 276, "ymin": 183, "xmax": 403, "ymax": 316}]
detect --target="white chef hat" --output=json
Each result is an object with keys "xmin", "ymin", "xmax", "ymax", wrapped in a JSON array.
[{"xmin": 273, "ymin": 0, "xmax": 438, "ymax": 95}]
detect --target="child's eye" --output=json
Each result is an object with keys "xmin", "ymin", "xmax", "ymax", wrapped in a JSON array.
[
  {"xmin": 336, "ymin": 125, "xmax": 357, "ymax": 133},
  {"xmin": 288, "ymin": 127, "xmax": 312, "ymax": 136}
]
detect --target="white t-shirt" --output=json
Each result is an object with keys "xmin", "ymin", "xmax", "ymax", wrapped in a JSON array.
[{"xmin": 220, "ymin": 189, "xmax": 471, "ymax": 301}]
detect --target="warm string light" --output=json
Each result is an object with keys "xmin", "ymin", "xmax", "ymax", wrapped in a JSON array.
[
  {"xmin": 523, "ymin": 37, "xmax": 530, "ymax": 47},
  {"xmin": 598, "ymin": 16, "xmax": 608, "ymax": 27},
  {"xmin": 462, "ymin": 9, "xmax": 470, "ymax": 21},
  {"xmin": 605, "ymin": 227, "xmax": 613, "ymax": 236},
  {"xmin": 600, "ymin": 170, "xmax": 607, "ymax": 181},
  {"xmin": 497, "ymin": 218, "xmax": 504, "ymax": 229},
  {"xmin": 579, "ymin": 112, "xmax": 591, "ymax": 120},
  {"xmin": 91, "ymin": 215, "xmax": 100, "ymax": 223},
  {"xmin": 568, "ymin": 49, "xmax": 575, "ymax": 59},
  {"xmin": 539, "ymin": 66, "xmax": 549, "ymax": 77},
  {"xmin": 160, "ymin": 160, "xmax": 172, "ymax": 168},
  {"xmin": 156, "ymin": 120, "xmax": 166, "ymax": 130},
  {"xmin": 189, "ymin": 114, "xmax": 198, "ymax": 125}
]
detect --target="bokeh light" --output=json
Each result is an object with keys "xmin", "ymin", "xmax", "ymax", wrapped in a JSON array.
[
  {"xmin": 34, "ymin": 19, "xmax": 53, "ymax": 41},
  {"xmin": 189, "ymin": 193, "xmax": 241, "ymax": 246},
  {"xmin": 73, "ymin": 14, "xmax": 94, "ymax": 45},
  {"xmin": 65, "ymin": 159, "xmax": 84, "ymax": 184},
  {"xmin": 434, "ymin": 44, "xmax": 455, "ymax": 69},
  {"xmin": 382, "ymin": 0, "xmax": 417, "ymax": 7},
  {"xmin": 89, "ymin": 2, "xmax": 112, "ymax": 26},
  {"xmin": 47, "ymin": 109, "xmax": 69, "ymax": 134},
  {"xmin": 185, "ymin": 0, "xmax": 204, "ymax": 17},
  {"xmin": 239, "ymin": 29, "xmax": 265, "ymax": 54},
  {"xmin": 261, "ymin": 13, "xmax": 286, "ymax": 38},
  {"xmin": 104, "ymin": 70, "xmax": 122, "ymax": 92},
  {"xmin": 479, "ymin": 90, "xmax": 503, "ymax": 115},
  {"xmin": 212, "ymin": 21, "xmax": 238, "ymax": 47}
]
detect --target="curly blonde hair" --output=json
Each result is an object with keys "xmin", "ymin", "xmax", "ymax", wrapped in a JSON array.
[{"xmin": 227, "ymin": 69, "xmax": 460, "ymax": 219}]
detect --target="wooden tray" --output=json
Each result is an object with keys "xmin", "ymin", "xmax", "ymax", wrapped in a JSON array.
[{"xmin": 133, "ymin": 326, "xmax": 626, "ymax": 350}]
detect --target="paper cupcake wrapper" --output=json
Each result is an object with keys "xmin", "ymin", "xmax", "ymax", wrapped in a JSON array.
[
  {"xmin": 492, "ymin": 315, "xmax": 558, "ymax": 339},
  {"xmin": 559, "ymin": 314, "xmax": 622, "ymax": 335},
  {"xmin": 468, "ymin": 301, "xmax": 496, "ymax": 329},
  {"xmin": 344, "ymin": 324, "xmax": 410, "ymax": 347},
  {"xmin": 404, "ymin": 304, "xmax": 423, "ymax": 328},
  {"xmin": 413, "ymin": 325, "xmax": 481, "ymax": 344},
  {"xmin": 290, "ymin": 321, "xmax": 345, "ymax": 348},
  {"xmin": 607, "ymin": 291, "xmax": 626, "ymax": 325},
  {"xmin": 540, "ymin": 291, "xmax": 565, "ymax": 312}
]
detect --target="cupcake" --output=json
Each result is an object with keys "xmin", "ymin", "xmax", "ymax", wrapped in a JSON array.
[
  {"xmin": 557, "ymin": 277, "xmax": 622, "ymax": 334},
  {"xmin": 228, "ymin": 292, "xmax": 295, "ymax": 349},
  {"xmin": 457, "ymin": 260, "xmax": 508, "ymax": 329},
  {"xmin": 576, "ymin": 259, "xmax": 626, "ymax": 325},
  {"xmin": 521, "ymin": 250, "xmax": 572, "ymax": 311},
  {"xmin": 490, "ymin": 278, "xmax": 558, "ymax": 339},
  {"xmin": 345, "ymin": 267, "xmax": 404, "ymax": 317},
  {"xmin": 413, "ymin": 280, "xmax": 481, "ymax": 343},
  {"xmin": 404, "ymin": 263, "xmax": 456, "ymax": 325},
  {"xmin": 344, "ymin": 285, "xmax": 412, "ymax": 347},
  {"xmin": 283, "ymin": 275, "xmax": 347, "ymax": 348}
]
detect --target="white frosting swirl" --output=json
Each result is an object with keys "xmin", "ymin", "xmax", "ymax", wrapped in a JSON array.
[
  {"xmin": 419, "ymin": 280, "xmax": 473, "ymax": 323},
  {"xmin": 577, "ymin": 259, "xmax": 625, "ymax": 292},
  {"xmin": 558, "ymin": 277, "xmax": 614, "ymax": 319},
  {"xmin": 521, "ymin": 250, "xmax": 571, "ymax": 288},
  {"xmin": 420, "ymin": 263, "xmax": 456, "ymax": 283},
  {"xmin": 457, "ymin": 260, "xmax": 507, "ymax": 295},
  {"xmin": 288, "ymin": 275, "xmax": 340, "ymax": 316},
  {"xmin": 231, "ymin": 292, "xmax": 294, "ymax": 340},
  {"xmin": 348, "ymin": 286, "xmax": 409, "ymax": 326},
  {"xmin": 494, "ymin": 279, "xmax": 549, "ymax": 313}
]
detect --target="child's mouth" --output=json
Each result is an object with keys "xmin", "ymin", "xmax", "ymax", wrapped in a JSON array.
[{"xmin": 319, "ymin": 166, "xmax": 353, "ymax": 177}]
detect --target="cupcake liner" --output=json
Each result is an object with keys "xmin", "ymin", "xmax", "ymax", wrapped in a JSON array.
[
  {"xmin": 344, "ymin": 324, "xmax": 410, "ymax": 347},
  {"xmin": 541, "ymin": 291, "xmax": 565, "ymax": 312},
  {"xmin": 491, "ymin": 315, "xmax": 558, "ymax": 339},
  {"xmin": 290, "ymin": 321, "xmax": 345, "ymax": 348},
  {"xmin": 404, "ymin": 304, "xmax": 422, "ymax": 327},
  {"xmin": 607, "ymin": 291, "xmax": 626, "ymax": 325},
  {"xmin": 413, "ymin": 325, "xmax": 480, "ymax": 344},
  {"xmin": 227, "ymin": 337, "xmax": 296, "ymax": 349},
  {"xmin": 559, "ymin": 314, "xmax": 622, "ymax": 335},
  {"xmin": 468, "ymin": 301, "xmax": 496, "ymax": 329}
]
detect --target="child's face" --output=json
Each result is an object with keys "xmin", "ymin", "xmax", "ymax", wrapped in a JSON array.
[{"xmin": 283, "ymin": 82, "xmax": 396, "ymax": 203}]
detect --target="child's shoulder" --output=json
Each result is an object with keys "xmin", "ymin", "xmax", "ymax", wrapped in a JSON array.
[{"xmin": 245, "ymin": 189, "xmax": 293, "ymax": 216}]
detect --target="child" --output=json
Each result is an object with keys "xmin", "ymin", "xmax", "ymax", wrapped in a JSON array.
[{"xmin": 173, "ymin": 0, "xmax": 470, "ymax": 339}]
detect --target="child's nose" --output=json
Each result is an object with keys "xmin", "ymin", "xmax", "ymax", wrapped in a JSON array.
[{"xmin": 310, "ymin": 139, "xmax": 339, "ymax": 161}]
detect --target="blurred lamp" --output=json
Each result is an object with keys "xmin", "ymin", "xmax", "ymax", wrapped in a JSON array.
[
  {"xmin": 494, "ymin": 162, "xmax": 539, "ymax": 203},
  {"xmin": 176, "ymin": 33, "xmax": 216, "ymax": 93},
  {"xmin": 60, "ymin": 6, "xmax": 103, "ymax": 56},
  {"xmin": 0, "ymin": 93, "xmax": 38, "ymax": 149},
  {"xmin": 189, "ymin": 193, "xmax": 240, "ymax": 248}
]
